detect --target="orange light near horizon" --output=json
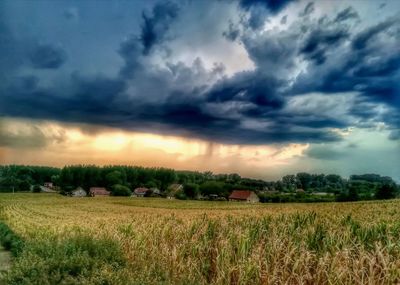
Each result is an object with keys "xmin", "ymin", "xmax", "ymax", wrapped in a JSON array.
[
  {"xmin": 93, "ymin": 133, "xmax": 129, "ymax": 151},
  {"xmin": 0, "ymin": 117, "xmax": 312, "ymax": 178}
]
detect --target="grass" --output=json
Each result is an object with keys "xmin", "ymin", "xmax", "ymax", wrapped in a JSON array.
[
  {"xmin": 0, "ymin": 245, "xmax": 12, "ymax": 277},
  {"xmin": 0, "ymin": 193, "xmax": 400, "ymax": 284}
]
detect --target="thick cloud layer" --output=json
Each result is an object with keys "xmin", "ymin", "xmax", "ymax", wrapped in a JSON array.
[
  {"xmin": 0, "ymin": 0, "xmax": 399, "ymax": 145},
  {"xmin": 29, "ymin": 44, "xmax": 67, "ymax": 69},
  {"xmin": 140, "ymin": 1, "xmax": 179, "ymax": 55}
]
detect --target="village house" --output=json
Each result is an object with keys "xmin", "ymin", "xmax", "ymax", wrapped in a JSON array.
[
  {"xmin": 169, "ymin": 184, "xmax": 183, "ymax": 192},
  {"xmin": 229, "ymin": 190, "xmax": 259, "ymax": 203},
  {"xmin": 43, "ymin": 182, "xmax": 53, "ymax": 188},
  {"xmin": 40, "ymin": 185, "xmax": 57, "ymax": 193},
  {"xmin": 166, "ymin": 183, "xmax": 183, "ymax": 199},
  {"xmin": 71, "ymin": 187, "xmax": 87, "ymax": 197},
  {"xmin": 133, "ymin": 187, "xmax": 150, "ymax": 197},
  {"xmin": 208, "ymin": 194, "xmax": 219, "ymax": 200},
  {"xmin": 89, "ymin": 187, "xmax": 110, "ymax": 197},
  {"xmin": 150, "ymin": 187, "xmax": 161, "ymax": 196}
]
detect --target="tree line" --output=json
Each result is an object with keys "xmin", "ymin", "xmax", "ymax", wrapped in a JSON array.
[{"xmin": 0, "ymin": 165, "xmax": 398, "ymax": 201}]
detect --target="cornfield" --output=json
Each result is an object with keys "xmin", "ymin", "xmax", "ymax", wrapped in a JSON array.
[{"xmin": 1, "ymin": 193, "xmax": 400, "ymax": 284}]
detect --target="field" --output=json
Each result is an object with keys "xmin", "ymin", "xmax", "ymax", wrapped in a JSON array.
[{"xmin": 0, "ymin": 194, "xmax": 400, "ymax": 284}]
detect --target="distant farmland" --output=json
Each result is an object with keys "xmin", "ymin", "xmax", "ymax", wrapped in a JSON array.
[{"xmin": 1, "ymin": 194, "xmax": 400, "ymax": 284}]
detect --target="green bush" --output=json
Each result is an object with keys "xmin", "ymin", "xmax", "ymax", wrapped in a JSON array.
[
  {"xmin": 375, "ymin": 183, "xmax": 398, "ymax": 200},
  {"xmin": 32, "ymin": 185, "xmax": 41, "ymax": 193},
  {"xmin": 0, "ymin": 222, "xmax": 24, "ymax": 256},
  {"xmin": 200, "ymin": 181, "xmax": 227, "ymax": 197},
  {"xmin": 18, "ymin": 180, "xmax": 31, "ymax": 191},
  {"xmin": 111, "ymin": 184, "xmax": 132, "ymax": 196},
  {"xmin": 174, "ymin": 189, "xmax": 187, "ymax": 200},
  {"xmin": 183, "ymin": 183, "xmax": 199, "ymax": 199},
  {"xmin": 4, "ymin": 234, "xmax": 126, "ymax": 284}
]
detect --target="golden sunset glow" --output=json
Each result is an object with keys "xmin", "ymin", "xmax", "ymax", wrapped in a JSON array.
[{"xmin": 0, "ymin": 117, "xmax": 312, "ymax": 179}]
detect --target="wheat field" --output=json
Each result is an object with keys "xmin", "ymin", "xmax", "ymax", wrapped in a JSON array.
[{"xmin": 0, "ymin": 193, "xmax": 400, "ymax": 284}]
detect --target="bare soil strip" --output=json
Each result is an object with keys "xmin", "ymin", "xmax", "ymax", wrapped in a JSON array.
[{"xmin": 0, "ymin": 246, "xmax": 11, "ymax": 272}]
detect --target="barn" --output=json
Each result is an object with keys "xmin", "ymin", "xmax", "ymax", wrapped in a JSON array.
[
  {"xmin": 89, "ymin": 187, "xmax": 110, "ymax": 197},
  {"xmin": 71, "ymin": 187, "xmax": 87, "ymax": 197},
  {"xmin": 44, "ymin": 182, "xmax": 53, "ymax": 188},
  {"xmin": 133, "ymin": 187, "xmax": 150, "ymax": 197},
  {"xmin": 229, "ymin": 190, "xmax": 259, "ymax": 203}
]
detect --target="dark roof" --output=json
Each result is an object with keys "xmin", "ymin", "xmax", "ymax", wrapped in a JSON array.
[
  {"xmin": 89, "ymin": 187, "xmax": 110, "ymax": 195},
  {"xmin": 229, "ymin": 190, "xmax": 255, "ymax": 200},
  {"xmin": 134, "ymin": 187, "xmax": 149, "ymax": 194},
  {"xmin": 73, "ymin": 187, "xmax": 86, "ymax": 192},
  {"xmin": 169, "ymin": 184, "xmax": 182, "ymax": 190}
]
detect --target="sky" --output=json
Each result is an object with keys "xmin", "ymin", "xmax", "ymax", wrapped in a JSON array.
[{"xmin": 0, "ymin": 0, "xmax": 399, "ymax": 181}]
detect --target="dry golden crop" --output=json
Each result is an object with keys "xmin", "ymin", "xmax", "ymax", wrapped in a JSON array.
[{"xmin": 1, "ymin": 193, "xmax": 400, "ymax": 284}]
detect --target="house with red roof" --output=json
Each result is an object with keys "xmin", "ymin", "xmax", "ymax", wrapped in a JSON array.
[
  {"xmin": 229, "ymin": 190, "xmax": 259, "ymax": 203},
  {"xmin": 89, "ymin": 187, "xmax": 110, "ymax": 197},
  {"xmin": 133, "ymin": 187, "xmax": 150, "ymax": 197}
]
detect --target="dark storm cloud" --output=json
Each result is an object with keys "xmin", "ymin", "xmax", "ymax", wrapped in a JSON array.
[
  {"xmin": 118, "ymin": 36, "xmax": 143, "ymax": 78},
  {"xmin": 206, "ymin": 71, "xmax": 285, "ymax": 108},
  {"xmin": 0, "ymin": 67, "xmax": 342, "ymax": 145},
  {"xmin": 292, "ymin": 15, "xmax": 399, "ymax": 110},
  {"xmin": 239, "ymin": 0, "xmax": 297, "ymax": 30},
  {"xmin": 223, "ymin": 21, "xmax": 240, "ymax": 41},
  {"xmin": 0, "ymin": 0, "xmax": 399, "ymax": 145},
  {"xmin": 240, "ymin": 0, "xmax": 296, "ymax": 14},
  {"xmin": 0, "ymin": 4, "xmax": 32, "ymax": 83},
  {"xmin": 118, "ymin": 1, "xmax": 179, "ymax": 78},
  {"xmin": 352, "ymin": 18, "xmax": 397, "ymax": 50},
  {"xmin": 0, "ymin": 75, "xmax": 125, "ymax": 122},
  {"xmin": 242, "ymin": 31, "xmax": 298, "ymax": 77},
  {"xmin": 353, "ymin": 55, "xmax": 400, "ymax": 77},
  {"xmin": 305, "ymin": 145, "xmax": 344, "ymax": 160},
  {"xmin": 300, "ymin": 27, "xmax": 350, "ymax": 65},
  {"xmin": 334, "ymin": 7, "xmax": 359, "ymax": 23},
  {"xmin": 299, "ymin": 2, "xmax": 314, "ymax": 17},
  {"xmin": 140, "ymin": 1, "xmax": 179, "ymax": 55},
  {"xmin": 348, "ymin": 102, "xmax": 379, "ymax": 120},
  {"xmin": 29, "ymin": 44, "xmax": 67, "ymax": 69},
  {"xmin": 279, "ymin": 116, "xmax": 347, "ymax": 129}
]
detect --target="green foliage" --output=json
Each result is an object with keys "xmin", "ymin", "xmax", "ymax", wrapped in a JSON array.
[
  {"xmin": 296, "ymin": 172, "xmax": 312, "ymax": 191},
  {"xmin": 0, "ymin": 222, "xmax": 24, "ymax": 256},
  {"xmin": 183, "ymin": 183, "xmax": 199, "ymax": 199},
  {"xmin": 347, "ymin": 184, "xmax": 359, "ymax": 201},
  {"xmin": 105, "ymin": 171, "xmax": 123, "ymax": 187},
  {"xmin": 0, "ymin": 165, "xmax": 59, "ymax": 192},
  {"xmin": 18, "ymin": 180, "xmax": 31, "ymax": 192},
  {"xmin": 350, "ymin": 174, "xmax": 393, "ymax": 183},
  {"xmin": 4, "ymin": 233, "xmax": 126, "ymax": 284},
  {"xmin": 375, "ymin": 183, "xmax": 398, "ymax": 200},
  {"xmin": 174, "ymin": 189, "xmax": 187, "ymax": 200},
  {"xmin": 259, "ymin": 193, "xmax": 335, "ymax": 203},
  {"xmin": 306, "ymin": 223, "xmax": 327, "ymax": 253},
  {"xmin": 111, "ymin": 184, "xmax": 132, "ymax": 196},
  {"xmin": 200, "ymin": 181, "xmax": 227, "ymax": 197},
  {"xmin": 32, "ymin": 185, "xmax": 41, "ymax": 193},
  {"xmin": 145, "ymin": 180, "xmax": 159, "ymax": 189},
  {"xmin": 1, "ymin": 165, "xmax": 398, "ymax": 203}
]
